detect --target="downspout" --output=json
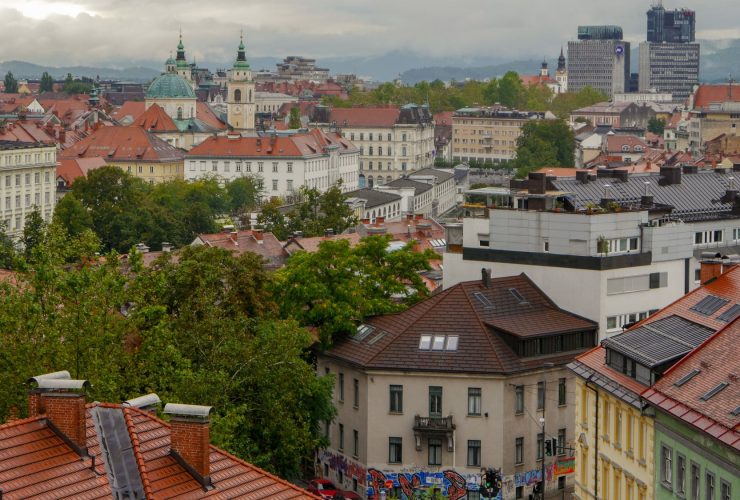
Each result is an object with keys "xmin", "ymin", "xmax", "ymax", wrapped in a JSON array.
[{"xmin": 585, "ymin": 377, "xmax": 599, "ymax": 499}]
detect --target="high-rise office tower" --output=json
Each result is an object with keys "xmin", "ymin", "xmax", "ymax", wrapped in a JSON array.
[
  {"xmin": 639, "ymin": 3, "xmax": 699, "ymax": 102},
  {"xmin": 568, "ymin": 26, "xmax": 630, "ymax": 98}
]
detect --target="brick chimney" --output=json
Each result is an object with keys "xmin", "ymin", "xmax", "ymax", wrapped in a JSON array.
[
  {"xmin": 699, "ymin": 252, "xmax": 725, "ymax": 284},
  {"xmin": 27, "ymin": 373, "xmax": 90, "ymax": 454},
  {"xmin": 164, "ymin": 403, "xmax": 214, "ymax": 487},
  {"xmin": 26, "ymin": 370, "xmax": 71, "ymax": 417},
  {"xmin": 253, "ymin": 229, "xmax": 263, "ymax": 244},
  {"xmin": 230, "ymin": 231, "xmax": 239, "ymax": 245}
]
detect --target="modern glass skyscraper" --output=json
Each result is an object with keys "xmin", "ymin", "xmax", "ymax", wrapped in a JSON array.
[{"xmin": 646, "ymin": 4, "xmax": 696, "ymax": 43}]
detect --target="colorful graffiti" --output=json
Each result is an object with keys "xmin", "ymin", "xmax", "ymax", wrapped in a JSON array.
[
  {"xmin": 366, "ymin": 468, "xmax": 499, "ymax": 500},
  {"xmin": 319, "ymin": 450, "xmax": 367, "ymax": 486},
  {"xmin": 554, "ymin": 457, "xmax": 576, "ymax": 476}
]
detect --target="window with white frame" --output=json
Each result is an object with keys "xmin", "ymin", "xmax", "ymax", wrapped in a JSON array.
[
  {"xmin": 606, "ymin": 237, "xmax": 640, "ymax": 254},
  {"xmin": 694, "ymin": 230, "xmax": 723, "ymax": 246},
  {"xmin": 606, "ymin": 310, "xmax": 652, "ymax": 332}
]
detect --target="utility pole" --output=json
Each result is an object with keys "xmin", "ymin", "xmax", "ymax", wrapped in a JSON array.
[{"xmin": 538, "ymin": 362, "xmax": 553, "ymax": 500}]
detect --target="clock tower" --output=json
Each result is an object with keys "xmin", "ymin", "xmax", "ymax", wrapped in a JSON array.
[{"xmin": 227, "ymin": 34, "xmax": 255, "ymax": 131}]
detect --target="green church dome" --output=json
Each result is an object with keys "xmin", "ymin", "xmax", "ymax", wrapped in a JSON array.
[{"xmin": 146, "ymin": 73, "xmax": 196, "ymax": 99}]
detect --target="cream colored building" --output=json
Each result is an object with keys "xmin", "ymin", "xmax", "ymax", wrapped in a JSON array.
[
  {"xmin": 318, "ymin": 274, "xmax": 598, "ymax": 499},
  {"xmin": 226, "ymin": 36, "xmax": 256, "ymax": 131},
  {"xmin": 255, "ymin": 92, "xmax": 295, "ymax": 115},
  {"xmin": 0, "ymin": 141, "xmax": 57, "ymax": 237},
  {"xmin": 452, "ymin": 107, "xmax": 548, "ymax": 165},
  {"xmin": 310, "ymin": 105, "xmax": 435, "ymax": 188}
]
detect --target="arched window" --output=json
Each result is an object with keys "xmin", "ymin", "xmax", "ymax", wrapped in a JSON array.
[
  {"xmin": 359, "ymin": 174, "xmax": 366, "ymax": 188},
  {"xmin": 386, "ymin": 175, "xmax": 392, "ymax": 184},
  {"xmin": 234, "ymin": 89, "xmax": 242, "ymax": 103},
  {"xmin": 368, "ymin": 176, "xmax": 374, "ymax": 188},
  {"xmin": 177, "ymin": 107, "xmax": 183, "ymax": 120}
]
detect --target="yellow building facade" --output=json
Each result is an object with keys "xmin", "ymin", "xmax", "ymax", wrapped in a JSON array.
[
  {"xmin": 115, "ymin": 160, "xmax": 183, "ymax": 184},
  {"xmin": 574, "ymin": 376, "xmax": 654, "ymax": 500}
]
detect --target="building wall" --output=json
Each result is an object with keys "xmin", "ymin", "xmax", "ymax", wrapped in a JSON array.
[
  {"xmin": 0, "ymin": 144, "xmax": 57, "ymax": 237},
  {"xmin": 574, "ymin": 378, "xmax": 654, "ymax": 500},
  {"xmin": 318, "ymin": 125, "xmax": 435, "ymax": 187},
  {"xmin": 114, "ymin": 160, "xmax": 184, "ymax": 184},
  {"xmin": 317, "ymin": 357, "xmax": 579, "ymax": 499},
  {"xmin": 653, "ymin": 411, "xmax": 739, "ymax": 500},
  {"xmin": 638, "ymin": 42, "xmax": 700, "ymax": 102},
  {"xmin": 451, "ymin": 115, "xmax": 528, "ymax": 164},
  {"xmin": 227, "ymin": 69, "xmax": 256, "ymax": 131},
  {"xmin": 185, "ymin": 151, "xmax": 360, "ymax": 198},
  {"xmin": 145, "ymin": 97, "xmax": 196, "ymax": 121},
  {"xmin": 568, "ymin": 40, "xmax": 630, "ymax": 97}
]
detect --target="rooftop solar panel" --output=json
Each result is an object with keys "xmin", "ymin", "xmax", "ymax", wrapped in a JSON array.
[{"xmin": 690, "ymin": 295, "xmax": 729, "ymax": 315}]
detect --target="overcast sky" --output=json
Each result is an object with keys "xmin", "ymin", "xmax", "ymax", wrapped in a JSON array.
[{"xmin": 0, "ymin": 0, "xmax": 738, "ymax": 67}]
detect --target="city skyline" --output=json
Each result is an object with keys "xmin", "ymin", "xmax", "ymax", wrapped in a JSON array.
[{"xmin": 0, "ymin": 0, "xmax": 738, "ymax": 68}]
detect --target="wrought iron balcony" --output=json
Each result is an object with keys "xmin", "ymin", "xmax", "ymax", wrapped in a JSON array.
[{"xmin": 413, "ymin": 415, "xmax": 455, "ymax": 432}]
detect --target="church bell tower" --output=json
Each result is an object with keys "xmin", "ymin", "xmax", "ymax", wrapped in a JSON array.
[{"xmin": 226, "ymin": 34, "xmax": 255, "ymax": 131}]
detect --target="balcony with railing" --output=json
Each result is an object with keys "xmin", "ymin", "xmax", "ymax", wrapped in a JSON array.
[{"xmin": 413, "ymin": 415, "xmax": 455, "ymax": 451}]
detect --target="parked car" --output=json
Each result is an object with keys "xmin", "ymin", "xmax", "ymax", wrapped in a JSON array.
[{"xmin": 307, "ymin": 479, "xmax": 361, "ymax": 499}]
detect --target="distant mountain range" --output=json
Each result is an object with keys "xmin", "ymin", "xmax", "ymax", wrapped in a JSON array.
[{"xmin": 2, "ymin": 39, "xmax": 739, "ymax": 85}]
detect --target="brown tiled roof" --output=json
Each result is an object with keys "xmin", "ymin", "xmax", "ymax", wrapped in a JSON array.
[
  {"xmin": 194, "ymin": 230, "xmax": 288, "ymax": 269},
  {"xmin": 111, "ymin": 101, "xmax": 146, "ymax": 123},
  {"xmin": 60, "ymin": 126, "xmax": 185, "ymax": 163},
  {"xmin": 133, "ymin": 103, "xmax": 178, "ymax": 132},
  {"xmin": 328, "ymin": 107, "xmax": 401, "ymax": 128},
  {"xmin": 196, "ymin": 101, "xmax": 228, "ymax": 131},
  {"xmin": 605, "ymin": 135, "xmax": 649, "ymax": 153},
  {"xmin": 0, "ymin": 403, "xmax": 317, "ymax": 499},
  {"xmin": 326, "ymin": 274, "xmax": 597, "ymax": 374},
  {"xmin": 642, "ymin": 319, "xmax": 740, "ymax": 451},
  {"xmin": 187, "ymin": 130, "xmax": 356, "ymax": 159},
  {"xmin": 57, "ymin": 157, "xmax": 108, "ymax": 185}
]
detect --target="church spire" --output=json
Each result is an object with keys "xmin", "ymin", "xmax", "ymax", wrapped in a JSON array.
[
  {"xmin": 176, "ymin": 30, "xmax": 186, "ymax": 62},
  {"xmin": 233, "ymin": 31, "xmax": 250, "ymax": 69},
  {"xmin": 558, "ymin": 47, "xmax": 566, "ymax": 71}
]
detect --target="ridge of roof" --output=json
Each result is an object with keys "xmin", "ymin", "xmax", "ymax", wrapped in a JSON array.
[
  {"xmin": 122, "ymin": 406, "xmax": 155, "ymax": 498},
  {"xmin": 459, "ymin": 281, "xmax": 507, "ymax": 370}
]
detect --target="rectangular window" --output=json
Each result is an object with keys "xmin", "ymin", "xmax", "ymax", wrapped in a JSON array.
[
  {"xmin": 721, "ymin": 480, "xmax": 731, "ymax": 500},
  {"xmin": 390, "ymin": 385, "xmax": 403, "ymax": 413},
  {"xmin": 236, "ymin": 162, "xmax": 242, "ymax": 172},
  {"xmin": 467, "ymin": 388, "xmax": 481, "ymax": 416},
  {"xmin": 189, "ymin": 161, "xmax": 196, "ymax": 171},
  {"xmin": 694, "ymin": 230, "xmax": 724, "ymax": 246},
  {"xmin": 515, "ymin": 386, "xmax": 524, "ymax": 414},
  {"xmin": 661, "ymin": 445, "xmax": 673, "ymax": 485},
  {"xmin": 690, "ymin": 462, "xmax": 700, "ymax": 500},
  {"xmin": 339, "ymin": 423, "xmax": 344, "ymax": 450},
  {"xmin": 353, "ymin": 378, "xmax": 359, "ymax": 408},
  {"xmin": 429, "ymin": 386, "xmax": 442, "ymax": 417},
  {"xmin": 258, "ymin": 162, "xmax": 263, "ymax": 172},
  {"xmin": 677, "ymin": 454, "xmax": 686, "ymax": 494},
  {"xmin": 15, "ymin": 195, "xmax": 20, "ymax": 208},
  {"xmin": 4, "ymin": 197, "xmax": 8, "ymax": 210},
  {"xmin": 338, "ymin": 373, "xmax": 344, "ymax": 402},
  {"xmin": 15, "ymin": 174, "xmax": 20, "ymax": 186},
  {"xmin": 706, "ymin": 471, "xmax": 715, "ymax": 500},
  {"xmin": 537, "ymin": 381, "xmax": 545, "ymax": 410},
  {"xmin": 558, "ymin": 428, "xmax": 566, "ymax": 456},
  {"xmin": 24, "ymin": 194, "xmax": 30, "ymax": 207},
  {"xmin": 467, "ymin": 440, "xmax": 481, "ymax": 467},
  {"xmin": 212, "ymin": 161, "xmax": 218, "ymax": 172},
  {"xmin": 615, "ymin": 408, "xmax": 622, "ymax": 447},
  {"xmin": 603, "ymin": 400, "xmax": 610, "ymax": 440},
  {"xmin": 149, "ymin": 166, "xmax": 154, "ymax": 174},
  {"xmin": 44, "ymin": 172, "xmax": 49, "ymax": 183},
  {"xmin": 558, "ymin": 378, "xmax": 567, "ymax": 406},
  {"xmin": 287, "ymin": 179, "xmax": 293, "ymax": 191},
  {"xmin": 224, "ymin": 161, "xmax": 230, "ymax": 172},
  {"xmin": 287, "ymin": 162, "xmax": 293, "ymax": 173},
  {"xmin": 25, "ymin": 173, "xmax": 30, "ymax": 185},
  {"xmin": 272, "ymin": 162, "xmax": 278, "ymax": 173},
  {"xmin": 353, "ymin": 429, "xmax": 359, "ymax": 457},
  {"xmin": 428, "ymin": 438, "xmax": 442, "ymax": 465},
  {"xmin": 34, "ymin": 173, "xmax": 39, "ymax": 184},
  {"xmin": 246, "ymin": 162, "xmax": 252, "ymax": 172},
  {"xmin": 389, "ymin": 437, "xmax": 402, "ymax": 463},
  {"xmin": 200, "ymin": 161, "xmax": 206, "ymax": 171},
  {"xmin": 272, "ymin": 179, "xmax": 278, "ymax": 191},
  {"xmin": 537, "ymin": 432, "xmax": 544, "ymax": 460},
  {"xmin": 515, "ymin": 437, "xmax": 524, "ymax": 464}
]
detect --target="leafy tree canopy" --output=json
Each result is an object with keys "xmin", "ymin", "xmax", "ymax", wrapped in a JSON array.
[{"xmin": 514, "ymin": 119, "xmax": 575, "ymax": 178}]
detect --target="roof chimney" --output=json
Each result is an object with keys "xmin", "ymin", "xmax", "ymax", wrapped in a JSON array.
[
  {"xmin": 161, "ymin": 242, "xmax": 173, "ymax": 252},
  {"xmin": 123, "ymin": 393, "xmax": 162, "ymax": 413},
  {"xmin": 164, "ymin": 403, "xmax": 214, "ymax": 488},
  {"xmin": 26, "ymin": 370, "xmax": 71, "ymax": 417},
  {"xmin": 253, "ymin": 229, "xmax": 263, "ymax": 244},
  {"xmin": 481, "ymin": 268, "xmax": 491, "ymax": 288},
  {"xmin": 699, "ymin": 252, "xmax": 724, "ymax": 285},
  {"xmin": 32, "ymin": 376, "xmax": 91, "ymax": 455},
  {"xmin": 230, "ymin": 231, "xmax": 239, "ymax": 245}
]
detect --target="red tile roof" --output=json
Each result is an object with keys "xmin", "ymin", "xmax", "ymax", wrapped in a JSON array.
[
  {"xmin": 605, "ymin": 135, "xmax": 649, "ymax": 154},
  {"xmin": 193, "ymin": 230, "xmax": 288, "ymax": 269},
  {"xmin": 133, "ymin": 103, "xmax": 178, "ymax": 132},
  {"xmin": 196, "ymin": 101, "xmax": 228, "ymax": 130},
  {"xmin": 60, "ymin": 126, "xmax": 184, "ymax": 163},
  {"xmin": 433, "ymin": 111, "xmax": 454, "ymax": 126},
  {"xmin": 328, "ymin": 107, "xmax": 401, "ymax": 128},
  {"xmin": 642, "ymin": 318, "xmax": 740, "ymax": 451},
  {"xmin": 0, "ymin": 402, "xmax": 317, "ymax": 499},
  {"xmin": 692, "ymin": 84, "xmax": 740, "ymax": 111},
  {"xmin": 187, "ymin": 130, "xmax": 357, "ymax": 159},
  {"xmin": 326, "ymin": 274, "xmax": 597, "ymax": 374},
  {"xmin": 57, "ymin": 157, "xmax": 108, "ymax": 185},
  {"xmin": 112, "ymin": 101, "xmax": 146, "ymax": 123}
]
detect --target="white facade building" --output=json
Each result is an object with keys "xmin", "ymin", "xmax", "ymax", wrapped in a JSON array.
[
  {"xmin": 185, "ymin": 130, "xmax": 359, "ymax": 199},
  {"xmin": 0, "ymin": 141, "xmax": 57, "ymax": 237},
  {"xmin": 255, "ymin": 92, "xmax": 295, "ymax": 115}
]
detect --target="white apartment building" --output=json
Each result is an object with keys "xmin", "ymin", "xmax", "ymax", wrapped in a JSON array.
[
  {"xmin": 444, "ymin": 167, "xmax": 740, "ymax": 338},
  {"xmin": 0, "ymin": 141, "xmax": 57, "ymax": 237},
  {"xmin": 310, "ymin": 105, "xmax": 435, "ymax": 188},
  {"xmin": 255, "ymin": 92, "xmax": 295, "ymax": 115},
  {"xmin": 185, "ymin": 129, "xmax": 359, "ymax": 199}
]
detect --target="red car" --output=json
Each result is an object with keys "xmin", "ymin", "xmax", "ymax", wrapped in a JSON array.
[{"xmin": 307, "ymin": 479, "xmax": 361, "ymax": 499}]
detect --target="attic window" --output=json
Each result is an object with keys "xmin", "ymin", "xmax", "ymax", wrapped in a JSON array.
[
  {"xmin": 473, "ymin": 292, "xmax": 492, "ymax": 309},
  {"xmin": 445, "ymin": 335, "xmax": 459, "ymax": 351},
  {"xmin": 731, "ymin": 406, "xmax": 740, "ymax": 417},
  {"xmin": 420, "ymin": 334, "xmax": 458, "ymax": 351},
  {"xmin": 354, "ymin": 324, "xmax": 375, "ymax": 342},
  {"xmin": 700, "ymin": 382, "xmax": 729, "ymax": 401},
  {"xmin": 432, "ymin": 335, "xmax": 446, "ymax": 350},
  {"xmin": 717, "ymin": 303, "xmax": 740, "ymax": 322},
  {"xmin": 673, "ymin": 368, "xmax": 700, "ymax": 387},
  {"xmin": 419, "ymin": 335, "xmax": 432, "ymax": 350},
  {"xmin": 509, "ymin": 288, "xmax": 527, "ymax": 303},
  {"xmin": 690, "ymin": 295, "xmax": 729, "ymax": 315}
]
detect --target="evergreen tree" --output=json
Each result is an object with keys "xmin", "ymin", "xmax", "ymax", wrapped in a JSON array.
[
  {"xmin": 288, "ymin": 107, "xmax": 301, "ymax": 129},
  {"xmin": 39, "ymin": 72, "xmax": 54, "ymax": 92},
  {"xmin": 3, "ymin": 72, "xmax": 18, "ymax": 93},
  {"xmin": 514, "ymin": 119, "xmax": 575, "ymax": 178}
]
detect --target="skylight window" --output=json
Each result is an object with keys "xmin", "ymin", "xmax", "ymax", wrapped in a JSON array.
[
  {"xmin": 673, "ymin": 369, "xmax": 700, "ymax": 387},
  {"xmin": 509, "ymin": 288, "xmax": 527, "ymax": 304},
  {"xmin": 445, "ymin": 335, "xmax": 459, "ymax": 351},
  {"xmin": 473, "ymin": 292, "xmax": 492, "ymax": 308},
  {"xmin": 700, "ymin": 382, "xmax": 729, "ymax": 401},
  {"xmin": 690, "ymin": 295, "xmax": 729, "ymax": 316},
  {"xmin": 354, "ymin": 324, "xmax": 375, "ymax": 341},
  {"xmin": 717, "ymin": 303, "xmax": 740, "ymax": 322},
  {"xmin": 732, "ymin": 406, "xmax": 740, "ymax": 417},
  {"xmin": 419, "ymin": 335, "xmax": 432, "ymax": 350},
  {"xmin": 432, "ymin": 335, "xmax": 446, "ymax": 351}
]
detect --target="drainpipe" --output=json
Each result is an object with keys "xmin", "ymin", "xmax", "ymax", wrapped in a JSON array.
[{"xmin": 585, "ymin": 377, "xmax": 599, "ymax": 499}]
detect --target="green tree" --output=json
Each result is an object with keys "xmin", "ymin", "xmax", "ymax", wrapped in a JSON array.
[
  {"xmin": 514, "ymin": 119, "xmax": 575, "ymax": 178},
  {"xmin": 4, "ymin": 72, "xmax": 18, "ymax": 93},
  {"xmin": 275, "ymin": 235, "xmax": 437, "ymax": 343},
  {"xmin": 226, "ymin": 176, "xmax": 261, "ymax": 214},
  {"xmin": 288, "ymin": 106, "xmax": 301, "ymax": 129},
  {"xmin": 549, "ymin": 86, "xmax": 608, "ymax": 119},
  {"xmin": 53, "ymin": 193, "xmax": 93, "ymax": 237},
  {"xmin": 648, "ymin": 117, "xmax": 666, "ymax": 135},
  {"xmin": 497, "ymin": 71, "xmax": 525, "ymax": 108},
  {"xmin": 21, "ymin": 206, "xmax": 46, "ymax": 259},
  {"xmin": 39, "ymin": 72, "xmax": 54, "ymax": 92}
]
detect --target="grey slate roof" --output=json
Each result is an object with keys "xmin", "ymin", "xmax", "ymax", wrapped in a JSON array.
[
  {"xmin": 567, "ymin": 360, "xmax": 642, "ymax": 409},
  {"xmin": 552, "ymin": 170, "xmax": 735, "ymax": 221},
  {"xmin": 410, "ymin": 167, "xmax": 455, "ymax": 183},
  {"xmin": 344, "ymin": 188, "xmax": 402, "ymax": 208},
  {"xmin": 385, "ymin": 178, "xmax": 433, "ymax": 195},
  {"xmin": 602, "ymin": 315, "xmax": 715, "ymax": 368}
]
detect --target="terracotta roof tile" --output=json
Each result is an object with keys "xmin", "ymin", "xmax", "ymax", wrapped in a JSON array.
[
  {"xmin": 112, "ymin": 101, "xmax": 146, "ymax": 123},
  {"xmin": 187, "ymin": 130, "xmax": 356, "ymax": 159},
  {"xmin": 134, "ymin": 103, "xmax": 178, "ymax": 132},
  {"xmin": 60, "ymin": 126, "xmax": 185, "ymax": 163},
  {"xmin": 194, "ymin": 230, "xmax": 288, "ymax": 269},
  {"xmin": 692, "ymin": 84, "xmax": 740, "ymax": 111}
]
